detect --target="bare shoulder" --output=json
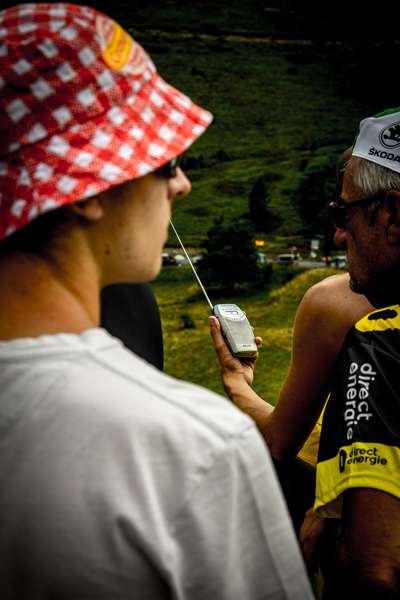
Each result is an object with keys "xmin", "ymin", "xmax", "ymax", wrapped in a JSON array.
[
  {"xmin": 298, "ymin": 273, "xmax": 374, "ymax": 334},
  {"xmin": 305, "ymin": 273, "xmax": 351, "ymax": 303}
]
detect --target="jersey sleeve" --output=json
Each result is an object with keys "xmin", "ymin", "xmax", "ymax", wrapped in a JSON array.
[
  {"xmin": 167, "ymin": 424, "xmax": 313, "ymax": 600},
  {"xmin": 315, "ymin": 332, "xmax": 400, "ymax": 518}
]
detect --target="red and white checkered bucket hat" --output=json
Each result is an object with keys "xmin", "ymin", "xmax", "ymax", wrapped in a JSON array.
[{"xmin": 0, "ymin": 3, "xmax": 213, "ymax": 239}]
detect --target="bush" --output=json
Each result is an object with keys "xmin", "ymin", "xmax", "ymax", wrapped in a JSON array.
[
  {"xmin": 262, "ymin": 261, "xmax": 273, "ymax": 285},
  {"xmin": 271, "ymin": 264, "xmax": 298, "ymax": 287},
  {"xmin": 181, "ymin": 155, "xmax": 204, "ymax": 170},
  {"xmin": 197, "ymin": 217, "xmax": 266, "ymax": 293},
  {"xmin": 214, "ymin": 180, "xmax": 247, "ymax": 195},
  {"xmin": 248, "ymin": 176, "xmax": 282, "ymax": 233},
  {"xmin": 213, "ymin": 149, "xmax": 230, "ymax": 161},
  {"xmin": 184, "ymin": 206, "xmax": 210, "ymax": 217},
  {"xmin": 180, "ymin": 313, "xmax": 196, "ymax": 329},
  {"xmin": 293, "ymin": 156, "xmax": 337, "ymax": 255}
]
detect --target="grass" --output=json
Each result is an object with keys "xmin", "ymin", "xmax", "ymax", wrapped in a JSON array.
[
  {"xmin": 153, "ymin": 265, "xmax": 341, "ymax": 404},
  {"xmin": 135, "ymin": 30, "xmax": 392, "ymax": 248}
]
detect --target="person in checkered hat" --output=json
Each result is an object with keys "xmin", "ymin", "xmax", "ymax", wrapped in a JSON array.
[{"xmin": 0, "ymin": 4, "xmax": 313, "ymax": 599}]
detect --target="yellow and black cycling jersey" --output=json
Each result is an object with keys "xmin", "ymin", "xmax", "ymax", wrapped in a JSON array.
[{"xmin": 315, "ymin": 305, "xmax": 400, "ymax": 518}]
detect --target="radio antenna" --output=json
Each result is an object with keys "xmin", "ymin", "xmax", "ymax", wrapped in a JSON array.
[{"xmin": 169, "ymin": 220, "xmax": 214, "ymax": 311}]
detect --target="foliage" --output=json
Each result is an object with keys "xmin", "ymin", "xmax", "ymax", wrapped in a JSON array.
[
  {"xmin": 293, "ymin": 156, "xmax": 337, "ymax": 255},
  {"xmin": 248, "ymin": 176, "xmax": 282, "ymax": 233},
  {"xmin": 271, "ymin": 264, "xmax": 299, "ymax": 287},
  {"xmin": 180, "ymin": 155, "xmax": 205, "ymax": 171},
  {"xmin": 180, "ymin": 313, "xmax": 196, "ymax": 329},
  {"xmin": 262, "ymin": 261, "xmax": 273, "ymax": 286},
  {"xmin": 196, "ymin": 217, "xmax": 268, "ymax": 293},
  {"xmin": 137, "ymin": 31, "xmax": 383, "ymax": 247}
]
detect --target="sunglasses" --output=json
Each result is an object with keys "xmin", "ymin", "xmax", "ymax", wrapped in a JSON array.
[
  {"xmin": 328, "ymin": 194, "xmax": 383, "ymax": 229},
  {"xmin": 156, "ymin": 156, "xmax": 181, "ymax": 179}
]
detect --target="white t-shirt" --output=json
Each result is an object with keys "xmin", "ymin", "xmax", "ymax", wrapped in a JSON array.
[{"xmin": 0, "ymin": 328, "xmax": 312, "ymax": 599}]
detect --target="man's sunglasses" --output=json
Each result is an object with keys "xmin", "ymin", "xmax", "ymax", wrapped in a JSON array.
[
  {"xmin": 328, "ymin": 194, "xmax": 383, "ymax": 229},
  {"xmin": 156, "ymin": 156, "xmax": 181, "ymax": 179}
]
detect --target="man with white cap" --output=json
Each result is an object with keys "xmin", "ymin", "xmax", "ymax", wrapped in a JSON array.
[
  {"xmin": 0, "ymin": 4, "xmax": 313, "ymax": 599},
  {"xmin": 209, "ymin": 108, "xmax": 400, "ymax": 597},
  {"xmin": 313, "ymin": 109, "xmax": 400, "ymax": 598}
]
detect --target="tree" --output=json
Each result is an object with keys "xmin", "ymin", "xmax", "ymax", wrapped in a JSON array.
[
  {"xmin": 196, "ymin": 217, "xmax": 270, "ymax": 294},
  {"xmin": 248, "ymin": 176, "xmax": 281, "ymax": 233},
  {"xmin": 294, "ymin": 157, "xmax": 337, "ymax": 255}
]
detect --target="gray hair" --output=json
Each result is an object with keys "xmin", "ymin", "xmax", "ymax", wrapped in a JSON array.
[
  {"xmin": 350, "ymin": 156, "xmax": 400, "ymax": 196},
  {"xmin": 346, "ymin": 155, "xmax": 400, "ymax": 223}
]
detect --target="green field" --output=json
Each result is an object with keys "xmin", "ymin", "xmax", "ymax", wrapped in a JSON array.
[
  {"xmin": 142, "ymin": 31, "xmax": 378, "ymax": 248},
  {"xmin": 131, "ymin": 26, "xmax": 396, "ymax": 251},
  {"xmin": 153, "ymin": 266, "xmax": 340, "ymax": 404}
]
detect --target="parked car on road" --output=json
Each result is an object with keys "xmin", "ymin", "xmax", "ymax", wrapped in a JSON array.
[
  {"xmin": 173, "ymin": 254, "xmax": 187, "ymax": 267},
  {"xmin": 331, "ymin": 255, "xmax": 347, "ymax": 269},
  {"xmin": 161, "ymin": 252, "xmax": 175, "ymax": 266},
  {"xmin": 192, "ymin": 255, "xmax": 203, "ymax": 265},
  {"xmin": 275, "ymin": 253, "xmax": 297, "ymax": 265},
  {"xmin": 162, "ymin": 252, "xmax": 203, "ymax": 267}
]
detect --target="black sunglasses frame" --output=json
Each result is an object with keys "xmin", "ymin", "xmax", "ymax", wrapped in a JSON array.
[
  {"xmin": 329, "ymin": 194, "xmax": 384, "ymax": 229},
  {"xmin": 156, "ymin": 156, "xmax": 181, "ymax": 179}
]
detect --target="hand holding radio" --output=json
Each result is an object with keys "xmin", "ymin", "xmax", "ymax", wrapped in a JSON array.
[
  {"xmin": 169, "ymin": 220, "xmax": 259, "ymax": 361},
  {"xmin": 209, "ymin": 316, "xmax": 262, "ymax": 389}
]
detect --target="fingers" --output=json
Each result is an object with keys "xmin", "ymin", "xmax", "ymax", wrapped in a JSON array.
[
  {"xmin": 209, "ymin": 316, "xmax": 232, "ymax": 359},
  {"xmin": 209, "ymin": 315, "xmax": 222, "ymax": 344},
  {"xmin": 209, "ymin": 315, "xmax": 220, "ymax": 331},
  {"xmin": 209, "ymin": 316, "xmax": 262, "ymax": 358}
]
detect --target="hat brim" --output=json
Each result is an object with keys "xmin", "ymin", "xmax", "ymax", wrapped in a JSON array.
[{"xmin": 0, "ymin": 72, "xmax": 212, "ymax": 239}]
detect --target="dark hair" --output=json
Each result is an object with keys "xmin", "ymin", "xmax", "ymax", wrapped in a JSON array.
[{"xmin": 0, "ymin": 205, "xmax": 75, "ymax": 257}]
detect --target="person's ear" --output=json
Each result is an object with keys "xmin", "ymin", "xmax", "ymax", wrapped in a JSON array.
[
  {"xmin": 70, "ymin": 196, "xmax": 104, "ymax": 222},
  {"xmin": 384, "ymin": 190, "xmax": 400, "ymax": 244}
]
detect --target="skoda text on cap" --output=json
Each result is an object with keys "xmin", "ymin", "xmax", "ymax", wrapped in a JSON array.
[
  {"xmin": 352, "ymin": 107, "xmax": 400, "ymax": 174},
  {"xmin": 0, "ymin": 3, "xmax": 213, "ymax": 239}
]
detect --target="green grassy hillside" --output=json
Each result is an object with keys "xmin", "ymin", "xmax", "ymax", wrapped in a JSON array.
[
  {"xmin": 153, "ymin": 266, "xmax": 340, "ymax": 404},
  {"xmin": 138, "ymin": 30, "xmax": 396, "ymax": 248}
]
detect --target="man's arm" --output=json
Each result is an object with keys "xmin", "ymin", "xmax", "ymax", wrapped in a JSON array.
[
  {"xmin": 326, "ymin": 488, "xmax": 400, "ymax": 599},
  {"xmin": 210, "ymin": 274, "xmax": 373, "ymax": 461},
  {"xmin": 266, "ymin": 275, "xmax": 373, "ymax": 460}
]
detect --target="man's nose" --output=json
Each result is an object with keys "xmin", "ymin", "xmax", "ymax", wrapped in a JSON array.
[{"xmin": 168, "ymin": 168, "xmax": 191, "ymax": 200}]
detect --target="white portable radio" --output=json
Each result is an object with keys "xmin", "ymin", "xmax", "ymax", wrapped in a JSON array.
[{"xmin": 170, "ymin": 222, "xmax": 257, "ymax": 358}]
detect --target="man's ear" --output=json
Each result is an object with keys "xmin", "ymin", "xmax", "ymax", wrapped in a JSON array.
[{"xmin": 70, "ymin": 196, "xmax": 104, "ymax": 222}]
